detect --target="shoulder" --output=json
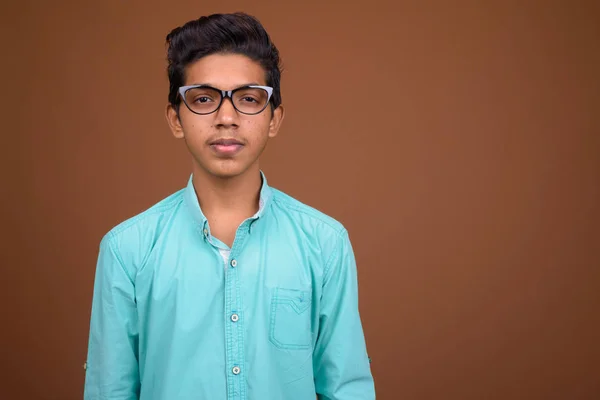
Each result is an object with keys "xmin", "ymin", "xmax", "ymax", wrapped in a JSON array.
[
  {"xmin": 99, "ymin": 188, "xmax": 186, "ymax": 273},
  {"xmin": 106, "ymin": 189, "xmax": 184, "ymax": 236},
  {"xmin": 270, "ymin": 187, "xmax": 347, "ymax": 237},
  {"xmin": 268, "ymin": 186, "xmax": 357, "ymax": 279},
  {"xmin": 268, "ymin": 187, "xmax": 351, "ymax": 266}
]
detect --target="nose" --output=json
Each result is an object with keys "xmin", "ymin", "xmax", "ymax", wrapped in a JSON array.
[{"xmin": 214, "ymin": 95, "xmax": 239, "ymax": 127}]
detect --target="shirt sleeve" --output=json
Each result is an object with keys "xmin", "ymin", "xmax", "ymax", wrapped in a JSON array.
[
  {"xmin": 314, "ymin": 229, "xmax": 376, "ymax": 400},
  {"xmin": 84, "ymin": 234, "xmax": 140, "ymax": 400}
]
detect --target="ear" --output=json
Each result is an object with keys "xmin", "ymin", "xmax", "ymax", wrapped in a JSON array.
[
  {"xmin": 268, "ymin": 104, "xmax": 285, "ymax": 138},
  {"xmin": 166, "ymin": 104, "xmax": 185, "ymax": 139}
]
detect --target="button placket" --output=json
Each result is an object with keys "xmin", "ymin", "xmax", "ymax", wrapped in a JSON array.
[{"xmin": 224, "ymin": 224, "xmax": 251, "ymax": 399}]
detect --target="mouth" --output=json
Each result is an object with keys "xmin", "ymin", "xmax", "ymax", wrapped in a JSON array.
[
  {"xmin": 209, "ymin": 138, "xmax": 244, "ymax": 156},
  {"xmin": 210, "ymin": 138, "xmax": 243, "ymax": 146}
]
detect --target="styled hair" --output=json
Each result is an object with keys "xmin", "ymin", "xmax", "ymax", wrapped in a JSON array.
[{"xmin": 165, "ymin": 12, "xmax": 282, "ymax": 110}]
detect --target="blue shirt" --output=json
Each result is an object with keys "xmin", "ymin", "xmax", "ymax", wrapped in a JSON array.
[{"xmin": 84, "ymin": 172, "xmax": 375, "ymax": 399}]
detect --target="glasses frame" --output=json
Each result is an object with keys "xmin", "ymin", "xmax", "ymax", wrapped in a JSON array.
[{"xmin": 178, "ymin": 84, "xmax": 274, "ymax": 115}]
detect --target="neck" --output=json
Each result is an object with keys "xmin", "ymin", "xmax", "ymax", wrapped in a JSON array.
[{"xmin": 192, "ymin": 164, "xmax": 262, "ymax": 220}]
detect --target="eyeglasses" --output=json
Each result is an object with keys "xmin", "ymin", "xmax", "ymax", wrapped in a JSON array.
[{"xmin": 178, "ymin": 85, "xmax": 274, "ymax": 115}]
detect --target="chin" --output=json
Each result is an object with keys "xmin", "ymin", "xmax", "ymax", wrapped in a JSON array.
[{"xmin": 203, "ymin": 161, "xmax": 255, "ymax": 180}]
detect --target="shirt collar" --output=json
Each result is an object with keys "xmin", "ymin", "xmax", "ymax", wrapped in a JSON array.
[{"xmin": 183, "ymin": 170, "xmax": 272, "ymax": 231}]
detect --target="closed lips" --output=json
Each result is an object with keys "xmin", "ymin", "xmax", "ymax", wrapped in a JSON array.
[{"xmin": 211, "ymin": 139, "xmax": 243, "ymax": 145}]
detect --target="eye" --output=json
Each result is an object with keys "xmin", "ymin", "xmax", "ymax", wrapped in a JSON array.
[
  {"xmin": 240, "ymin": 96, "xmax": 258, "ymax": 103},
  {"xmin": 184, "ymin": 87, "xmax": 220, "ymax": 105},
  {"xmin": 194, "ymin": 96, "xmax": 214, "ymax": 104}
]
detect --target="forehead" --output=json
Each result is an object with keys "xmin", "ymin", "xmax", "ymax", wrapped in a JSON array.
[{"xmin": 184, "ymin": 53, "xmax": 267, "ymax": 89}]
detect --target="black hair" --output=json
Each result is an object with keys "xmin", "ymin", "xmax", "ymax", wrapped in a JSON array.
[{"xmin": 165, "ymin": 12, "xmax": 282, "ymax": 110}]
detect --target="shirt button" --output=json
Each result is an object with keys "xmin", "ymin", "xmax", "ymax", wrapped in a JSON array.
[
  {"xmin": 230, "ymin": 259, "xmax": 237, "ymax": 267},
  {"xmin": 231, "ymin": 313, "xmax": 239, "ymax": 322},
  {"xmin": 232, "ymin": 366, "xmax": 241, "ymax": 375},
  {"xmin": 203, "ymin": 228, "xmax": 208, "ymax": 236}
]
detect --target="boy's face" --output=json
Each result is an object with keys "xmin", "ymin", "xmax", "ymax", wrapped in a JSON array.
[{"xmin": 166, "ymin": 53, "xmax": 284, "ymax": 179}]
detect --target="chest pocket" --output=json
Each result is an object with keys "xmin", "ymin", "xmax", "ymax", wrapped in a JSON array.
[{"xmin": 269, "ymin": 287, "xmax": 312, "ymax": 350}]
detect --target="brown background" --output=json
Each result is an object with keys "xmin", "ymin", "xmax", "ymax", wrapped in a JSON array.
[{"xmin": 1, "ymin": 1, "xmax": 599, "ymax": 399}]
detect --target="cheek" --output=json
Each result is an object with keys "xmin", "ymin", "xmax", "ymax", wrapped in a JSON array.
[
  {"xmin": 182, "ymin": 117, "xmax": 212, "ymax": 138},
  {"xmin": 241, "ymin": 117, "xmax": 271, "ymax": 140}
]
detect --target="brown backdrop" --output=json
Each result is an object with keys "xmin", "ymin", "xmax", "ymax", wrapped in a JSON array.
[{"xmin": 1, "ymin": 1, "xmax": 599, "ymax": 399}]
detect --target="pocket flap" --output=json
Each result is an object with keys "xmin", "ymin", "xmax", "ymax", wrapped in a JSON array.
[{"xmin": 273, "ymin": 287, "xmax": 312, "ymax": 314}]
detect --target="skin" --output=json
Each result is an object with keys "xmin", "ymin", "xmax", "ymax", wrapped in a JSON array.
[{"xmin": 165, "ymin": 53, "xmax": 285, "ymax": 246}]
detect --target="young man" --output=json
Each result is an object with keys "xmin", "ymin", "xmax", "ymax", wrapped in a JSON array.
[{"xmin": 84, "ymin": 12, "xmax": 375, "ymax": 400}]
